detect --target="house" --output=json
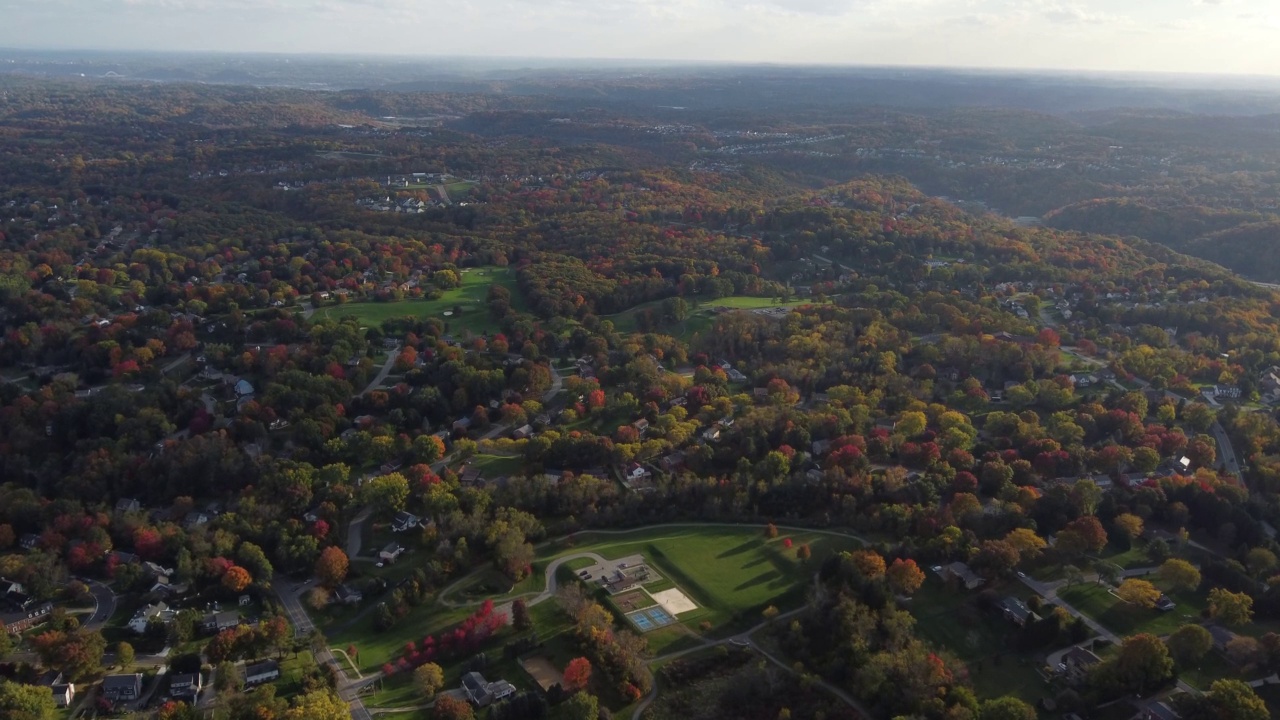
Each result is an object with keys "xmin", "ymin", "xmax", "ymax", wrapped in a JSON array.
[
  {"xmin": 702, "ymin": 426, "xmax": 722, "ymax": 442},
  {"xmin": 244, "ymin": 660, "xmax": 280, "ymax": 686},
  {"xmin": 110, "ymin": 550, "xmax": 139, "ymax": 566},
  {"xmin": 660, "ymin": 451, "xmax": 687, "ymax": 473},
  {"xmin": 391, "ymin": 511, "xmax": 420, "ymax": 533},
  {"xmin": 632, "ymin": 418, "xmax": 650, "ymax": 434},
  {"xmin": 102, "ymin": 673, "xmax": 143, "ymax": 702},
  {"xmin": 999, "ymin": 596, "xmax": 1037, "ymax": 626},
  {"xmin": 199, "ymin": 610, "xmax": 240, "ymax": 635},
  {"xmin": 50, "ymin": 683, "xmax": 75, "ymax": 708},
  {"xmin": 939, "ymin": 561, "xmax": 985, "ymax": 590},
  {"xmin": 1060, "ymin": 646, "xmax": 1101, "ymax": 682},
  {"xmin": 115, "ymin": 498, "xmax": 142, "ymax": 514},
  {"xmin": 334, "ymin": 585, "xmax": 364, "ymax": 605},
  {"xmin": 183, "ymin": 511, "xmax": 210, "ymax": 529},
  {"xmin": 625, "ymin": 463, "xmax": 651, "ymax": 483},
  {"xmin": 1207, "ymin": 625, "xmax": 1238, "ymax": 652},
  {"xmin": 1215, "ymin": 385, "xmax": 1242, "ymax": 399},
  {"xmin": 512, "ymin": 424, "xmax": 534, "ymax": 440},
  {"xmin": 811, "ymin": 439, "xmax": 832, "ymax": 457},
  {"xmin": 129, "ymin": 602, "xmax": 169, "ymax": 634},
  {"xmin": 452, "ymin": 417, "xmax": 473, "ymax": 432},
  {"xmin": 461, "ymin": 671, "xmax": 515, "ymax": 707},
  {"xmin": 19, "ymin": 533, "xmax": 39, "ymax": 551},
  {"xmin": 1, "ymin": 601, "xmax": 52, "ymax": 634},
  {"xmin": 169, "ymin": 672, "xmax": 202, "ymax": 701},
  {"xmin": 379, "ymin": 542, "xmax": 406, "ymax": 564},
  {"xmin": 234, "ymin": 379, "xmax": 255, "ymax": 397},
  {"xmin": 753, "ymin": 387, "xmax": 770, "ymax": 401}
]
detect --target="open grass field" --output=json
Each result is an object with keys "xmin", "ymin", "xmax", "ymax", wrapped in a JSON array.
[
  {"xmin": 1057, "ymin": 582, "xmax": 1207, "ymax": 636},
  {"xmin": 543, "ymin": 525, "xmax": 863, "ymax": 634},
  {"xmin": 604, "ymin": 294, "xmax": 822, "ymax": 341},
  {"xmin": 313, "ymin": 265, "xmax": 524, "ymax": 335},
  {"xmin": 908, "ymin": 577, "xmax": 1049, "ymax": 707}
]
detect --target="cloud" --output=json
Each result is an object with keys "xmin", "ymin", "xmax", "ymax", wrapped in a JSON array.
[{"xmin": 1039, "ymin": 2, "xmax": 1120, "ymax": 25}]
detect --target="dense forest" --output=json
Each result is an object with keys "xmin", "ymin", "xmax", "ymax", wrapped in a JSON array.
[{"xmin": 2, "ymin": 71, "xmax": 1280, "ymax": 720}]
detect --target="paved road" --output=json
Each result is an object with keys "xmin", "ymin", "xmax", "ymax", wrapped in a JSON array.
[
  {"xmin": 358, "ymin": 348, "xmax": 400, "ymax": 398},
  {"xmin": 83, "ymin": 579, "xmax": 117, "ymax": 630},
  {"xmin": 1210, "ymin": 421, "xmax": 1242, "ymax": 478},
  {"xmin": 346, "ymin": 506, "xmax": 373, "ymax": 560},
  {"xmin": 161, "ymin": 353, "xmax": 192, "ymax": 375},
  {"xmin": 271, "ymin": 574, "xmax": 374, "ymax": 720}
]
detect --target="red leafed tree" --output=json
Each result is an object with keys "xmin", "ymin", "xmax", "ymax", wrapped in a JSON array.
[
  {"xmin": 433, "ymin": 695, "xmax": 475, "ymax": 720},
  {"xmin": 563, "ymin": 657, "xmax": 592, "ymax": 692}
]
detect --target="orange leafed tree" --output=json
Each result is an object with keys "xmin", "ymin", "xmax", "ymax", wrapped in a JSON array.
[
  {"xmin": 222, "ymin": 565, "xmax": 252, "ymax": 592},
  {"xmin": 315, "ymin": 546, "xmax": 350, "ymax": 587},
  {"xmin": 563, "ymin": 656, "xmax": 592, "ymax": 692}
]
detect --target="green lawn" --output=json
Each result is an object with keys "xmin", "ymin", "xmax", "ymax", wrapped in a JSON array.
[
  {"xmin": 542, "ymin": 525, "xmax": 863, "ymax": 634},
  {"xmin": 1057, "ymin": 582, "xmax": 1207, "ymax": 636},
  {"xmin": 313, "ymin": 265, "xmax": 524, "ymax": 335},
  {"xmin": 603, "ymin": 294, "xmax": 820, "ymax": 340},
  {"xmin": 908, "ymin": 577, "xmax": 1049, "ymax": 707},
  {"xmin": 467, "ymin": 453, "xmax": 524, "ymax": 478}
]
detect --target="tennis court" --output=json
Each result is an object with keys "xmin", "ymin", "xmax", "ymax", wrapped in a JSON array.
[
  {"xmin": 647, "ymin": 607, "xmax": 675, "ymax": 627},
  {"xmin": 627, "ymin": 611, "xmax": 656, "ymax": 631}
]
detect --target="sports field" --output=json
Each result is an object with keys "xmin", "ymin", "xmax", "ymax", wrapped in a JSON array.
[{"xmin": 313, "ymin": 266, "xmax": 524, "ymax": 334}]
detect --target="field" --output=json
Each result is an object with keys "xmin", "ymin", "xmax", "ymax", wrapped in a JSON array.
[
  {"xmin": 541, "ymin": 525, "xmax": 864, "ymax": 634},
  {"xmin": 313, "ymin": 265, "xmax": 524, "ymax": 335},
  {"xmin": 604, "ymin": 294, "xmax": 822, "ymax": 341},
  {"xmin": 909, "ymin": 577, "xmax": 1049, "ymax": 706},
  {"xmin": 1056, "ymin": 583, "xmax": 1207, "ymax": 636}
]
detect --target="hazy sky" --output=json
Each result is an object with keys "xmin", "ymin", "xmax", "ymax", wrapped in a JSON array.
[{"xmin": 2, "ymin": 0, "xmax": 1279, "ymax": 75}]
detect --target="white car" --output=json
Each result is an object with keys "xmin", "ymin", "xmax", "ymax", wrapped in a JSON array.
[{"xmin": 375, "ymin": 562, "xmax": 384, "ymax": 568}]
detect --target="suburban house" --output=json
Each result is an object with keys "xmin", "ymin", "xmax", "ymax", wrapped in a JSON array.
[
  {"xmin": 624, "ymin": 463, "xmax": 651, "ymax": 483},
  {"xmin": 391, "ymin": 511, "xmax": 420, "ymax": 533},
  {"xmin": 1207, "ymin": 625, "xmax": 1238, "ymax": 652},
  {"xmin": 334, "ymin": 585, "xmax": 364, "ymax": 605},
  {"xmin": 169, "ymin": 672, "xmax": 202, "ymax": 701},
  {"xmin": 199, "ymin": 610, "xmax": 240, "ymax": 635},
  {"xmin": 1143, "ymin": 701, "xmax": 1181, "ymax": 720},
  {"xmin": 234, "ymin": 379, "xmax": 255, "ymax": 397},
  {"xmin": 19, "ymin": 533, "xmax": 39, "ymax": 551},
  {"xmin": 660, "ymin": 451, "xmax": 687, "ymax": 473},
  {"xmin": 1060, "ymin": 646, "xmax": 1102, "ymax": 683},
  {"xmin": 128, "ymin": 601, "xmax": 169, "ymax": 634},
  {"xmin": 461, "ymin": 671, "xmax": 516, "ymax": 707},
  {"xmin": 115, "ymin": 498, "xmax": 142, "ymax": 514},
  {"xmin": 183, "ymin": 511, "xmax": 210, "ymax": 529},
  {"xmin": 939, "ymin": 561, "xmax": 985, "ymax": 590},
  {"xmin": 50, "ymin": 683, "xmax": 75, "ymax": 708},
  {"xmin": 1214, "ymin": 385, "xmax": 1242, "ymax": 399},
  {"xmin": 632, "ymin": 418, "xmax": 650, "ymax": 434},
  {"xmin": 245, "ymin": 660, "xmax": 281, "ymax": 687},
  {"xmin": 512, "ymin": 424, "xmax": 534, "ymax": 440},
  {"xmin": 999, "ymin": 596, "xmax": 1037, "ymax": 626},
  {"xmin": 2, "ymin": 601, "xmax": 52, "ymax": 634},
  {"xmin": 379, "ymin": 542, "xmax": 406, "ymax": 564},
  {"xmin": 102, "ymin": 673, "xmax": 143, "ymax": 702}
]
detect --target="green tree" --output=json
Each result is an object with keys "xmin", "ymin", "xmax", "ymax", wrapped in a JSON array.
[
  {"xmin": 1157, "ymin": 559, "xmax": 1201, "ymax": 592},
  {"xmin": 359, "ymin": 472, "xmax": 410, "ymax": 516},
  {"xmin": 1165, "ymin": 624, "xmax": 1213, "ymax": 669},
  {"xmin": 413, "ymin": 662, "xmax": 444, "ymax": 699},
  {"xmin": 1208, "ymin": 588, "xmax": 1254, "ymax": 626},
  {"xmin": 560, "ymin": 692, "xmax": 600, "ymax": 720},
  {"xmin": 978, "ymin": 696, "xmax": 1037, "ymax": 720},
  {"xmin": 1116, "ymin": 579, "xmax": 1162, "ymax": 609},
  {"xmin": 1176, "ymin": 679, "xmax": 1269, "ymax": 720},
  {"xmin": 0, "ymin": 680, "xmax": 55, "ymax": 720},
  {"xmin": 116, "ymin": 641, "xmax": 135, "ymax": 668},
  {"xmin": 1112, "ymin": 633, "xmax": 1174, "ymax": 694}
]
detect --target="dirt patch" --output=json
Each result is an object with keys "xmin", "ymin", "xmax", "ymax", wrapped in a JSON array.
[
  {"xmin": 613, "ymin": 590, "xmax": 652, "ymax": 613},
  {"xmin": 652, "ymin": 588, "xmax": 698, "ymax": 616},
  {"xmin": 520, "ymin": 654, "xmax": 564, "ymax": 692}
]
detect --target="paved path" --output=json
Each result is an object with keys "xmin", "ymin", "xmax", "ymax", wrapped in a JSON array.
[
  {"xmin": 271, "ymin": 574, "xmax": 374, "ymax": 720},
  {"xmin": 161, "ymin": 352, "xmax": 191, "ymax": 375}
]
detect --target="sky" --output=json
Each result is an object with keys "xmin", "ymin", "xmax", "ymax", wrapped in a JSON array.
[{"xmin": 2, "ymin": 0, "xmax": 1279, "ymax": 76}]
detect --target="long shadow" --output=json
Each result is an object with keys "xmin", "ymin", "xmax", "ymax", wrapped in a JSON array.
[
  {"xmin": 717, "ymin": 538, "xmax": 764, "ymax": 559},
  {"xmin": 735, "ymin": 571, "xmax": 782, "ymax": 591}
]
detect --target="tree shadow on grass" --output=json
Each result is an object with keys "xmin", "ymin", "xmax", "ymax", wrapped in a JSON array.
[
  {"xmin": 717, "ymin": 539, "xmax": 764, "ymax": 559},
  {"xmin": 735, "ymin": 570, "xmax": 782, "ymax": 591}
]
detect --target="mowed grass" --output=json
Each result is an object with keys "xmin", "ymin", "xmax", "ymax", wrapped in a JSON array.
[
  {"xmin": 1057, "ymin": 582, "xmax": 1207, "ymax": 636},
  {"xmin": 313, "ymin": 266, "xmax": 525, "ymax": 335},
  {"xmin": 908, "ymin": 577, "xmax": 1048, "ymax": 706},
  {"xmin": 547, "ymin": 525, "xmax": 863, "ymax": 634},
  {"xmin": 604, "ymin": 294, "xmax": 822, "ymax": 340}
]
